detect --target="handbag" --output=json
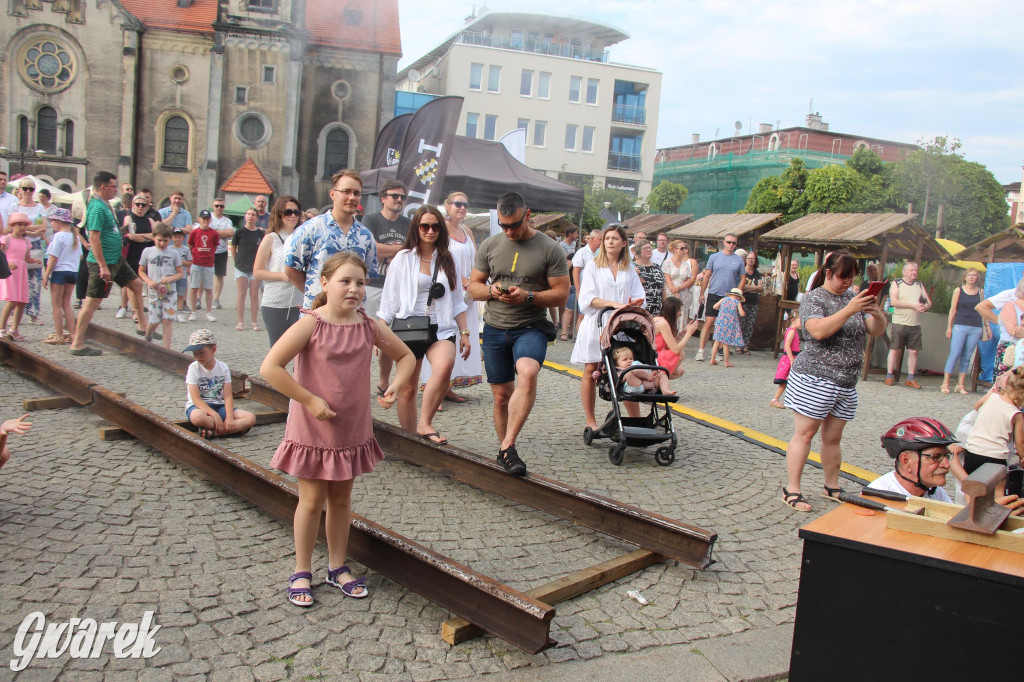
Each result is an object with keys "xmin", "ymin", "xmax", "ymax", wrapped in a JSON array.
[
  {"xmin": 389, "ymin": 259, "xmax": 440, "ymax": 350},
  {"xmin": 27, "ymin": 248, "xmax": 45, "ymax": 271}
]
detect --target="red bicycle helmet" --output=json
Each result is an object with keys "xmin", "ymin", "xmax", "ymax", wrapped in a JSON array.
[{"xmin": 880, "ymin": 417, "xmax": 957, "ymax": 458}]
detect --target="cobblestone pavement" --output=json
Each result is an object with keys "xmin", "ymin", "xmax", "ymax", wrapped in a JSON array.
[{"xmin": 0, "ymin": 288, "xmax": 979, "ymax": 680}]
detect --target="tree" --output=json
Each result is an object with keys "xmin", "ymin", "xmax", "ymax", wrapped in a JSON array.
[
  {"xmin": 744, "ymin": 158, "xmax": 809, "ymax": 221},
  {"xmin": 646, "ymin": 180, "xmax": 688, "ymax": 214},
  {"xmin": 581, "ymin": 186, "xmax": 636, "ymax": 231}
]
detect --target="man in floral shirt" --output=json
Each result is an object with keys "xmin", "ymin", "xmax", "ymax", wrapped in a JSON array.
[{"xmin": 284, "ymin": 169, "xmax": 378, "ymax": 309}]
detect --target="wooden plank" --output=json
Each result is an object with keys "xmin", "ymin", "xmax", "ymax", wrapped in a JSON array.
[
  {"xmin": 100, "ymin": 409, "xmax": 288, "ymax": 440},
  {"xmin": 887, "ymin": 500, "xmax": 1024, "ymax": 554},
  {"xmin": 23, "ymin": 396, "xmax": 79, "ymax": 411},
  {"xmin": 441, "ymin": 549, "xmax": 664, "ymax": 645}
]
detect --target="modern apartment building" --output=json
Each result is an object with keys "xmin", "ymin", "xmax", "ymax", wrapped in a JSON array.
[{"xmin": 396, "ymin": 10, "xmax": 662, "ymax": 198}]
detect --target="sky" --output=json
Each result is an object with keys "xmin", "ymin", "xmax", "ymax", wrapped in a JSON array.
[{"xmin": 397, "ymin": 0, "xmax": 1024, "ymax": 184}]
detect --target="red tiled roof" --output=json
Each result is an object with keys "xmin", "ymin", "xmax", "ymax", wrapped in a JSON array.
[
  {"xmin": 118, "ymin": 0, "xmax": 216, "ymax": 35},
  {"xmin": 304, "ymin": 0, "xmax": 402, "ymax": 55},
  {"xmin": 220, "ymin": 160, "xmax": 274, "ymax": 194}
]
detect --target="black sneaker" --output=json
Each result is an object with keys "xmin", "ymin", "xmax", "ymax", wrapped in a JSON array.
[
  {"xmin": 498, "ymin": 445, "xmax": 527, "ymax": 476},
  {"xmin": 70, "ymin": 347, "xmax": 102, "ymax": 357},
  {"xmin": 136, "ymin": 329, "xmax": 163, "ymax": 341}
]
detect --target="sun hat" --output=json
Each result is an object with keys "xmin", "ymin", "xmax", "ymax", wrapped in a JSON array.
[
  {"xmin": 729, "ymin": 287, "xmax": 746, "ymax": 302},
  {"xmin": 183, "ymin": 328, "xmax": 217, "ymax": 352},
  {"xmin": 7, "ymin": 212, "xmax": 30, "ymax": 226},
  {"xmin": 48, "ymin": 208, "xmax": 74, "ymax": 225}
]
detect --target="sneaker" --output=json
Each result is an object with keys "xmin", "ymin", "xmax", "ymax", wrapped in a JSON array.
[
  {"xmin": 136, "ymin": 329, "xmax": 162, "ymax": 341},
  {"xmin": 176, "ymin": 313, "xmax": 187, "ymax": 323},
  {"xmin": 69, "ymin": 347, "xmax": 102, "ymax": 356},
  {"xmin": 213, "ymin": 300, "xmax": 223, "ymax": 310},
  {"xmin": 206, "ymin": 313, "xmax": 217, "ymax": 322},
  {"xmin": 497, "ymin": 445, "xmax": 527, "ymax": 476},
  {"xmin": 694, "ymin": 349, "xmax": 704, "ymax": 362},
  {"xmin": 182, "ymin": 305, "xmax": 192, "ymax": 313},
  {"xmin": 115, "ymin": 307, "xmax": 127, "ymax": 319},
  {"xmin": 188, "ymin": 311, "xmax": 197, "ymax": 322},
  {"xmin": 73, "ymin": 300, "xmax": 82, "ymax": 310}
]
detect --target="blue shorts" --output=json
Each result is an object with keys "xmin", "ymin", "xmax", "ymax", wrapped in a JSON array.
[
  {"xmin": 50, "ymin": 270, "xmax": 77, "ymax": 285},
  {"xmin": 566, "ymin": 285, "xmax": 576, "ymax": 311},
  {"xmin": 186, "ymin": 403, "xmax": 227, "ymax": 421},
  {"xmin": 783, "ymin": 372, "xmax": 858, "ymax": 421},
  {"xmin": 175, "ymin": 277, "xmax": 189, "ymax": 296},
  {"xmin": 481, "ymin": 324, "xmax": 548, "ymax": 384}
]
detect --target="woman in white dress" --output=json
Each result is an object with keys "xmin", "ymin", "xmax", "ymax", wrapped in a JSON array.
[
  {"xmin": 571, "ymin": 224, "xmax": 646, "ymax": 430},
  {"xmin": 662, "ymin": 240, "xmax": 698, "ymax": 324},
  {"xmin": 421, "ymin": 192, "xmax": 482, "ymax": 403}
]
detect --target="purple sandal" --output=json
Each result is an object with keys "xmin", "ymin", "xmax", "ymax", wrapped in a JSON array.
[
  {"xmin": 287, "ymin": 571, "xmax": 314, "ymax": 607},
  {"xmin": 326, "ymin": 565, "xmax": 369, "ymax": 598}
]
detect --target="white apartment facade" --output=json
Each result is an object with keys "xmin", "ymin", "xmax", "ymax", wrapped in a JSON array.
[{"xmin": 396, "ymin": 11, "xmax": 661, "ymax": 198}]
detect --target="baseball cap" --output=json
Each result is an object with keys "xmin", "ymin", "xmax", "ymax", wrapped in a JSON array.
[
  {"xmin": 172, "ymin": 228, "xmax": 184, "ymax": 235},
  {"xmin": 198, "ymin": 209, "xmax": 212, "ymax": 219},
  {"xmin": 183, "ymin": 328, "xmax": 216, "ymax": 352},
  {"xmin": 48, "ymin": 208, "xmax": 74, "ymax": 224}
]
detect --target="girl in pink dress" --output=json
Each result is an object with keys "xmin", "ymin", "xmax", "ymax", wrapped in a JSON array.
[
  {"xmin": 260, "ymin": 252, "xmax": 415, "ymax": 607},
  {"xmin": 771, "ymin": 312, "xmax": 801, "ymax": 408},
  {"xmin": 0, "ymin": 213, "xmax": 40, "ymax": 341}
]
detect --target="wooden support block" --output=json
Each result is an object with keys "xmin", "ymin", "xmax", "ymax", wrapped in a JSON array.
[
  {"xmin": 888, "ymin": 498, "xmax": 1024, "ymax": 554},
  {"xmin": 441, "ymin": 549, "xmax": 663, "ymax": 646},
  {"xmin": 23, "ymin": 396, "xmax": 79, "ymax": 411},
  {"xmin": 99, "ymin": 409, "xmax": 288, "ymax": 441}
]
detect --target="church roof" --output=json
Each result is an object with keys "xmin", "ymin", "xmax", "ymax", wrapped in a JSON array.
[
  {"xmin": 220, "ymin": 160, "xmax": 274, "ymax": 194},
  {"xmin": 117, "ymin": 0, "xmax": 217, "ymax": 35},
  {"xmin": 305, "ymin": 0, "xmax": 401, "ymax": 54}
]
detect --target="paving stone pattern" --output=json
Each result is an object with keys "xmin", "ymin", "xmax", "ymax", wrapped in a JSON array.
[{"xmin": 0, "ymin": 286, "xmax": 977, "ymax": 679}]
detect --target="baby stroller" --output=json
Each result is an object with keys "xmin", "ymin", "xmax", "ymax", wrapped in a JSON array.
[{"xmin": 582, "ymin": 305, "xmax": 679, "ymax": 466}]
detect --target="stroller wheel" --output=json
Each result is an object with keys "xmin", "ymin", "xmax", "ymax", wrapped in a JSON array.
[
  {"xmin": 655, "ymin": 446, "xmax": 675, "ymax": 466},
  {"xmin": 608, "ymin": 444, "xmax": 625, "ymax": 466},
  {"xmin": 583, "ymin": 427, "xmax": 595, "ymax": 446}
]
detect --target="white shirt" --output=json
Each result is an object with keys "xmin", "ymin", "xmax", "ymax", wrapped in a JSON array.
[
  {"xmin": 651, "ymin": 249, "xmax": 668, "ymax": 266},
  {"xmin": 210, "ymin": 215, "xmax": 234, "ymax": 254},
  {"xmin": 0, "ymin": 192, "xmax": 17, "ymax": 228},
  {"xmin": 572, "ymin": 244, "xmax": 597, "ymax": 271},
  {"xmin": 570, "ymin": 261, "xmax": 646, "ymax": 365},
  {"xmin": 989, "ymin": 288, "xmax": 1018, "ymax": 342},
  {"xmin": 377, "ymin": 249, "xmax": 468, "ymax": 341},
  {"xmin": 185, "ymin": 359, "xmax": 231, "ymax": 410},
  {"xmin": 45, "ymin": 231, "xmax": 81, "ymax": 272},
  {"xmin": 867, "ymin": 470, "xmax": 952, "ymax": 502}
]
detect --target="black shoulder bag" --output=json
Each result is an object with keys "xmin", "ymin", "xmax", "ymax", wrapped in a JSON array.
[{"xmin": 389, "ymin": 258, "xmax": 441, "ymax": 354}]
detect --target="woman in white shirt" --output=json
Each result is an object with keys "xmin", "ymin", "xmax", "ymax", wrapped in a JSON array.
[
  {"xmin": 571, "ymin": 224, "xmax": 646, "ymax": 430},
  {"xmin": 253, "ymin": 196, "xmax": 305, "ymax": 346},
  {"xmin": 378, "ymin": 206, "xmax": 470, "ymax": 445}
]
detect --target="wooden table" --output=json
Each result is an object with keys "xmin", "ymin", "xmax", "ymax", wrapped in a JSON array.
[{"xmin": 790, "ymin": 502, "xmax": 1024, "ymax": 680}]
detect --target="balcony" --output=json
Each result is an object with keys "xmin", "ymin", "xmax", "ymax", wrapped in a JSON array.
[
  {"xmin": 456, "ymin": 31, "xmax": 609, "ymax": 62},
  {"xmin": 612, "ymin": 104, "xmax": 646, "ymax": 126},
  {"xmin": 607, "ymin": 152, "xmax": 642, "ymax": 173}
]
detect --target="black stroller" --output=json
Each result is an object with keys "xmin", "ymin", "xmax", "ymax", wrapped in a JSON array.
[{"xmin": 582, "ymin": 305, "xmax": 679, "ymax": 466}]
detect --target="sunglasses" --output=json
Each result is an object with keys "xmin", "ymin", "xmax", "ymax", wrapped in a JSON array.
[
  {"xmin": 282, "ymin": 209, "xmax": 302, "ymax": 217},
  {"xmin": 418, "ymin": 222, "xmax": 441, "ymax": 233},
  {"xmin": 133, "ymin": 203, "xmax": 147, "ymax": 207},
  {"xmin": 383, "ymin": 193, "xmax": 406, "ymax": 201},
  {"xmin": 498, "ymin": 215, "xmax": 527, "ymax": 231},
  {"xmin": 213, "ymin": 204, "xmax": 225, "ymax": 208},
  {"xmin": 450, "ymin": 201, "xmax": 469, "ymax": 209},
  {"xmin": 724, "ymin": 240, "xmax": 737, "ymax": 245}
]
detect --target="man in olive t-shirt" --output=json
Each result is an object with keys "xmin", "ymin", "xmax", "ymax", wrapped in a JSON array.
[{"xmin": 470, "ymin": 192, "xmax": 569, "ymax": 475}]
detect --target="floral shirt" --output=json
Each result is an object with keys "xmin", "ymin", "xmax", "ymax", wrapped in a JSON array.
[
  {"xmin": 793, "ymin": 287, "xmax": 866, "ymax": 388},
  {"xmin": 283, "ymin": 212, "xmax": 378, "ymax": 309},
  {"xmin": 635, "ymin": 263, "xmax": 664, "ymax": 315}
]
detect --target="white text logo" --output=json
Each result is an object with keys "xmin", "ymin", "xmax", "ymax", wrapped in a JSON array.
[{"xmin": 10, "ymin": 611, "xmax": 162, "ymax": 672}]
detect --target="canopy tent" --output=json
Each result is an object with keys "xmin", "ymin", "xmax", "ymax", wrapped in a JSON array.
[
  {"xmin": 362, "ymin": 136, "xmax": 584, "ymax": 213},
  {"xmin": 953, "ymin": 227, "xmax": 1024, "ymax": 264},
  {"xmin": 936, "ymin": 238, "xmax": 986, "ymax": 272},
  {"xmin": 223, "ymin": 195, "xmax": 256, "ymax": 218}
]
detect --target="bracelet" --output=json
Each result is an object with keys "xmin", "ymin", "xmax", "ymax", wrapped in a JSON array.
[{"xmin": 460, "ymin": 329, "xmax": 471, "ymax": 335}]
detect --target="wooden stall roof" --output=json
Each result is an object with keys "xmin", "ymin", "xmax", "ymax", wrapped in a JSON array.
[
  {"xmin": 621, "ymin": 213, "xmax": 694, "ymax": 237},
  {"xmin": 760, "ymin": 213, "xmax": 951, "ymax": 261},
  {"xmin": 665, "ymin": 213, "xmax": 782, "ymax": 241},
  {"xmin": 953, "ymin": 227, "xmax": 1024, "ymax": 264}
]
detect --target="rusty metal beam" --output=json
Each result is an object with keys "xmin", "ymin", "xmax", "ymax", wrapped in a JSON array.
[{"xmin": 1, "ymin": 339, "xmax": 95, "ymax": 404}]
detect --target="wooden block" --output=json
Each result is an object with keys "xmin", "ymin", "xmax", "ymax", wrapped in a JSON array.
[
  {"xmin": 441, "ymin": 549, "xmax": 663, "ymax": 645},
  {"xmin": 99, "ymin": 409, "xmax": 287, "ymax": 441},
  {"xmin": 888, "ymin": 500, "xmax": 1024, "ymax": 554},
  {"xmin": 23, "ymin": 396, "xmax": 79, "ymax": 411}
]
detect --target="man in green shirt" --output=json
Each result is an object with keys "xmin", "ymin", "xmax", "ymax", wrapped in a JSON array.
[
  {"xmin": 469, "ymin": 192, "xmax": 569, "ymax": 475},
  {"xmin": 69, "ymin": 171, "xmax": 150, "ymax": 356}
]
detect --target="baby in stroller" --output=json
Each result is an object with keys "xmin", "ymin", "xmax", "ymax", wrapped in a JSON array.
[{"xmin": 612, "ymin": 346, "xmax": 676, "ymax": 395}]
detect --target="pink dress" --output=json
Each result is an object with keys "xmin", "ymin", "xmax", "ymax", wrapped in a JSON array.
[
  {"xmin": 0, "ymin": 235, "xmax": 30, "ymax": 303},
  {"xmin": 773, "ymin": 330, "xmax": 801, "ymax": 384},
  {"xmin": 270, "ymin": 310, "xmax": 385, "ymax": 481}
]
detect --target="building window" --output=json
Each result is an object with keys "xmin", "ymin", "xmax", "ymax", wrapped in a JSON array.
[
  {"xmin": 37, "ymin": 107, "xmax": 58, "ymax": 154},
  {"xmin": 582, "ymin": 126, "xmax": 595, "ymax": 153},
  {"xmin": 324, "ymin": 128, "xmax": 350, "ymax": 176},
  {"xmin": 484, "ymin": 115, "xmax": 497, "ymax": 141},
  {"xmin": 262, "ymin": 66, "xmax": 276, "ymax": 84},
  {"xmin": 18, "ymin": 116, "xmax": 29, "ymax": 152},
  {"xmin": 235, "ymin": 87, "xmax": 248, "ymax": 104},
  {"xmin": 612, "ymin": 80, "xmax": 648, "ymax": 125},
  {"xmin": 18, "ymin": 37, "xmax": 77, "ymax": 94},
  {"xmin": 235, "ymin": 111, "xmax": 272, "ymax": 149},
  {"xmin": 569, "ymin": 76, "xmax": 581, "ymax": 103},
  {"xmin": 510, "ymin": 29, "xmax": 524, "ymax": 49},
  {"xmin": 64, "ymin": 120, "xmax": 74, "ymax": 157},
  {"xmin": 517, "ymin": 118, "xmax": 529, "ymax": 136},
  {"xmin": 163, "ymin": 115, "xmax": 190, "ymax": 168},
  {"xmin": 520, "ymin": 69, "xmax": 533, "ymax": 96},
  {"xmin": 538, "ymin": 72, "xmax": 550, "ymax": 99},
  {"xmin": 487, "ymin": 65, "xmax": 501, "ymax": 93},
  {"xmin": 586, "ymin": 78, "xmax": 599, "ymax": 105},
  {"xmin": 564, "ymin": 124, "xmax": 577, "ymax": 151},
  {"xmin": 469, "ymin": 63, "xmax": 482, "ymax": 90},
  {"xmin": 465, "ymin": 113, "xmax": 479, "ymax": 138},
  {"xmin": 608, "ymin": 133, "xmax": 643, "ymax": 173},
  {"xmin": 533, "ymin": 120, "xmax": 547, "ymax": 147},
  {"xmin": 247, "ymin": 0, "xmax": 276, "ymax": 13}
]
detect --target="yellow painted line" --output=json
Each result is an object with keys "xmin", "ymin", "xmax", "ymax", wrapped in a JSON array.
[{"xmin": 542, "ymin": 360, "xmax": 880, "ymax": 484}]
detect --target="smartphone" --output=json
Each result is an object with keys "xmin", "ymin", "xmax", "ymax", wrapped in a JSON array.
[
  {"xmin": 496, "ymin": 283, "xmax": 511, "ymax": 295},
  {"xmin": 101, "ymin": 279, "xmax": 113, "ymax": 297},
  {"xmin": 864, "ymin": 280, "xmax": 887, "ymax": 298}
]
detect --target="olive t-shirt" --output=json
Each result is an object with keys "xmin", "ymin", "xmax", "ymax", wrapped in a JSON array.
[{"xmin": 474, "ymin": 231, "xmax": 568, "ymax": 329}]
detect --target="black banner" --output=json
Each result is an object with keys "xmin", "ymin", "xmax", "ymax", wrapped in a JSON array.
[
  {"xmin": 394, "ymin": 96, "xmax": 464, "ymax": 217},
  {"xmin": 371, "ymin": 114, "xmax": 413, "ymax": 170}
]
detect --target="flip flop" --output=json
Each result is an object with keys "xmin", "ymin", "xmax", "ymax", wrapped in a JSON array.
[
  {"xmin": 234, "ymin": 323, "xmax": 244, "ymax": 331},
  {"xmin": 419, "ymin": 431, "xmax": 448, "ymax": 445},
  {"xmin": 443, "ymin": 393, "xmax": 467, "ymax": 403}
]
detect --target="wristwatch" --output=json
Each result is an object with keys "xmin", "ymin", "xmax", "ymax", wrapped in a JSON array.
[{"xmin": 526, "ymin": 291, "xmax": 535, "ymax": 306}]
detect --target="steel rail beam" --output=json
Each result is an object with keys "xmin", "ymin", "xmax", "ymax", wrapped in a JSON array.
[{"xmin": 1, "ymin": 341, "xmax": 556, "ymax": 653}]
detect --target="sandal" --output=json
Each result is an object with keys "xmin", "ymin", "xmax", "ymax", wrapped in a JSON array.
[
  {"xmin": 326, "ymin": 565, "xmax": 369, "ymax": 598},
  {"xmin": 43, "ymin": 333, "xmax": 63, "ymax": 345},
  {"xmin": 443, "ymin": 393, "xmax": 466, "ymax": 404},
  {"xmin": 940, "ymin": 386, "xmax": 950, "ymax": 394},
  {"xmin": 418, "ymin": 431, "xmax": 448, "ymax": 445},
  {"xmin": 560, "ymin": 333, "xmax": 569, "ymax": 341},
  {"xmin": 955, "ymin": 387, "xmax": 969, "ymax": 395},
  {"xmin": 782, "ymin": 487, "xmax": 812, "ymax": 512},
  {"xmin": 498, "ymin": 445, "xmax": 527, "ymax": 476},
  {"xmin": 287, "ymin": 571, "xmax": 314, "ymax": 607},
  {"xmin": 234, "ymin": 323, "xmax": 244, "ymax": 331},
  {"xmin": 821, "ymin": 484, "xmax": 846, "ymax": 501},
  {"xmin": 253, "ymin": 324, "xmax": 262, "ymax": 332},
  {"xmin": 8, "ymin": 330, "xmax": 25, "ymax": 342}
]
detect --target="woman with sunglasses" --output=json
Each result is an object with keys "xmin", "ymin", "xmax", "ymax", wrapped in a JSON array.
[
  {"xmin": 662, "ymin": 240, "xmax": 698, "ymax": 324},
  {"xmin": 254, "ymin": 196, "xmax": 305, "ymax": 345},
  {"xmin": 10, "ymin": 179, "xmax": 47, "ymax": 324},
  {"xmin": 378, "ymin": 206, "xmax": 470, "ymax": 445}
]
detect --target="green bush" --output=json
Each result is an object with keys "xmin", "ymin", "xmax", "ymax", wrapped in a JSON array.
[{"xmin": 886, "ymin": 262, "xmax": 958, "ymax": 315}]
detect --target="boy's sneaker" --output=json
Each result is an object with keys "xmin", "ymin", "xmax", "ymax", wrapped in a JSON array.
[
  {"xmin": 188, "ymin": 311, "xmax": 197, "ymax": 321},
  {"xmin": 182, "ymin": 305, "xmax": 191, "ymax": 313},
  {"xmin": 176, "ymin": 312, "xmax": 187, "ymax": 323},
  {"xmin": 694, "ymin": 349, "xmax": 704, "ymax": 361},
  {"xmin": 206, "ymin": 313, "xmax": 217, "ymax": 322},
  {"xmin": 213, "ymin": 300, "xmax": 223, "ymax": 309},
  {"xmin": 115, "ymin": 307, "xmax": 127, "ymax": 319}
]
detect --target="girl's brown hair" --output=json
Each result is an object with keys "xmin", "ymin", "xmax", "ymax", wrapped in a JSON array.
[
  {"xmin": 1005, "ymin": 366, "xmax": 1024, "ymax": 407},
  {"xmin": 660, "ymin": 296, "xmax": 683, "ymax": 338},
  {"xmin": 312, "ymin": 252, "xmax": 367, "ymax": 310},
  {"xmin": 269, "ymin": 195, "xmax": 301, "ymax": 234},
  {"xmin": 401, "ymin": 205, "xmax": 457, "ymax": 291}
]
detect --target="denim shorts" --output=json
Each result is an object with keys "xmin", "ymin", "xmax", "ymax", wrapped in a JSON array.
[
  {"xmin": 481, "ymin": 324, "xmax": 548, "ymax": 384},
  {"xmin": 50, "ymin": 270, "xmax": 77, "ymax": 286},
  {"xmin": 175, "ymin": 277, "xmax": 189, "ymax": 296},
  {"xmin": 566, "ymin": 285, "xmax": 576, "ymax": 311},
  {"xmin": 186, "ymin": 403, "xmax": 227, "ymax": 420}
]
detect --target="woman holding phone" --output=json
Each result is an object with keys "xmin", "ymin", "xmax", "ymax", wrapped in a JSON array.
[{"xmin": 571, "ymin": 224, "xmax": 646, "ymax": 430}]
